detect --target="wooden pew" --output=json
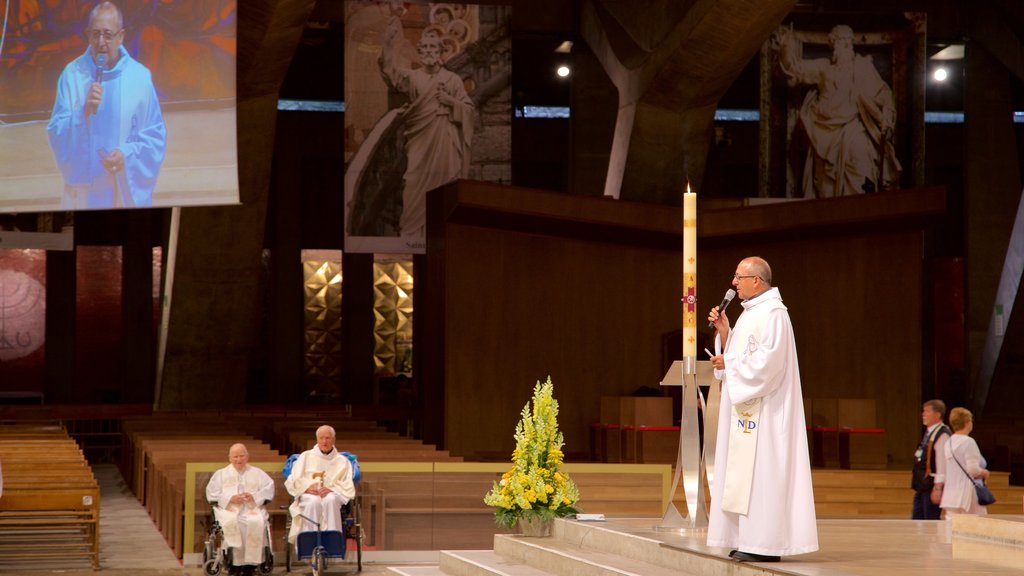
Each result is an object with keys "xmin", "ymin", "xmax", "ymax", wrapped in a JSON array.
[{"xmin": 0, "ymin": 425, "xmax": 100, "ymax": 569}]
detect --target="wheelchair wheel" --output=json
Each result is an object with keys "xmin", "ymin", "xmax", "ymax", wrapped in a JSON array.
[
  {"xmin": 202, "ymin": 536, "xmax": 221, "ymax": 575},
  {"xmin": 202, "ymin": 559, "xmax": 221, "ymax": 576},
  {"xmin": 311, "ymin": 546, "xmax": 327, "ymax": 576},
  {"xmin": 258, "ymin": 546, "xmax": 274, "ymax": 575}
]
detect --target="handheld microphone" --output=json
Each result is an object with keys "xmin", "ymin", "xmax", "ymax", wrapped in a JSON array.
[
  {"xmin": 708, "ymin": 288, "xmax": 736, "ymax": 330},
  {"xmin": 95, "ymin": 54, "xmax": 106, "ymax": 83}
]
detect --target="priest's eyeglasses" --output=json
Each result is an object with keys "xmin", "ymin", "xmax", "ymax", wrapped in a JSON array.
[
  {"xmin": 89, "ymin": 29, "xmax": 123, "ymax": 42},
  {"xmin": 733, "ymin": 274, "xmax": 757, "ymax": 281}
]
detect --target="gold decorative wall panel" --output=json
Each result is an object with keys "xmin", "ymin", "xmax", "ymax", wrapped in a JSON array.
[
  {"xmin": 303, "ymin": 260, "xmax": 343, "ymax": 398},
  {"xmin": 373, "ymin": 260, "xmax": 413, "ymax": 375}
]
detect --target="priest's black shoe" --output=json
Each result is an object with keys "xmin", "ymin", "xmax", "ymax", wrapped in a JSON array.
[{"xmin": 731, "ymin": 551, "xmax": 781, "ymax": 562}]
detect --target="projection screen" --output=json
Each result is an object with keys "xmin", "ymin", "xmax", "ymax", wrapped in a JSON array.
[{"xmin": 0, "ymin": 0, "xmax": 238, "ymax": 213}]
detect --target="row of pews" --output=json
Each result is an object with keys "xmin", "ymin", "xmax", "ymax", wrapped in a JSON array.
[
  {"xmin": 0, "ymin": 423, "xmax": 101, "ymax": 569},
  {"xmin": 118, "ymin": 410, "xmax": 462, "ymax": 558}
]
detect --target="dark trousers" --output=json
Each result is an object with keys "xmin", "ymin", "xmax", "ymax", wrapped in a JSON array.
[{"xmin": 912, "ymin": 490, "xmax": 942, "ymax": 519}]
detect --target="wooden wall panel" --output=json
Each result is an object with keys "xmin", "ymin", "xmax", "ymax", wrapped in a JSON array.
[
  {"xmin": 443, "ymin": 224, "xmax": 680, "ymax": 460},
  {"xmin": 426, "ymin": 182, "xmax": 943, "ymax": 467}
]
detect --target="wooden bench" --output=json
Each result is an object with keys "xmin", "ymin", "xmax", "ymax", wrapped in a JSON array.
[{"xmin": 0, "ymin": 425, "xmax": 100, "ymax": 569}]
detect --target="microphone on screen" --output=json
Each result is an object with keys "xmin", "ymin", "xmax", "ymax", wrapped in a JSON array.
[
  {"xmin": 91, "ymin": 54, "xmax": 106, "ymax": 117},
  {"xmin": 96, "ymin": 53, "xmax": 106, "ymax": 83},
  {"xmin": 708, "ymin": 288, "xmax": 736, "ymax": 330}
]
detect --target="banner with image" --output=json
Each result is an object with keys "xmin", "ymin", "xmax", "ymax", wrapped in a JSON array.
[{"xmin": 344, "ymin": 1, "xmax": 511, "ymax": 253}]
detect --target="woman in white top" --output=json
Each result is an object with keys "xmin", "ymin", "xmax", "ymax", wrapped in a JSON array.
[{"xmin": 939, "ymin": 407, "xmax": 990, "ymax": 516}]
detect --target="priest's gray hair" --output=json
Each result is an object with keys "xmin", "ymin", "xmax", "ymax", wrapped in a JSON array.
[
  {"xmin": 746, "ymin": 257, "xmax": 772, "ymax": 285},
  {"xmin": 90, "ymin": 1, "xmax": 124, "ymax": 30},
  {"xmin": 316, "ymin": 424, "xmax": 336, "ymax": 438}
]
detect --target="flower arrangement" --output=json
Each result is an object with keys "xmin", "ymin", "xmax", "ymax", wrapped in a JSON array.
[{"xmin": 484, "ymin": 377, "xmax": 580, "ymax": 529}]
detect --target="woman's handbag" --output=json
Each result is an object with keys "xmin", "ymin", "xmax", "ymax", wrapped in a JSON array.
[
  {"xmin": 952, "ymin": 449, "xmax": 996, "ymax": 506},
  {"xmin": 974, "ymin": 481, "xmax": 997, "ymax": 506}
]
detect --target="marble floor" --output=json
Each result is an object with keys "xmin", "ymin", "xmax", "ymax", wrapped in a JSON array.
[{"xmin": 636, "ymin": 516, "xmax": 1024, "ymax": 576}]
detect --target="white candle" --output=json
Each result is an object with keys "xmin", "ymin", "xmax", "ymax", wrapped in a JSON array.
[{"xmin": 683, "ymin": 184, "xmax": 697, "ymax": 358}]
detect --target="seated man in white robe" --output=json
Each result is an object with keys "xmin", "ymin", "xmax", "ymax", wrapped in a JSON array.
[
  {"xmin": 284, "ymin": 425, "xmax": 356, "ymax": 546},
  {"xmin": 205, "ymin": 443, "xmax": 275, "ymax": 576}
]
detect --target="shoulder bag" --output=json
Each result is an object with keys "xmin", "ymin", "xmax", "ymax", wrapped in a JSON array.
[{"xmin": 950, "ymin": 443, "xmax": 996, "ymax": 506}]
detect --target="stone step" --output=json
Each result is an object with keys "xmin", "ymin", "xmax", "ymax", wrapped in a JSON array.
[
  {"xmin": 950, "ymin": 515, "xmax": 1024, "ymax": 572},
  {"xmin": 441, "ymin": 550, "xmax": 564, "ymax": 576},
  {"xmin": 492, "ymin": 534, "xmax": 699, "ymax": 576},
  {"xmin": 387, "ymin": 565, "xmax": 447, "ymax": 576},
  {"xmin": 390, "ymin": 518, "xmax": 789, "ymax": 576},
  {"xmin": 952, "ymin": 514, "xmax": 1024, "ymax": 546}
]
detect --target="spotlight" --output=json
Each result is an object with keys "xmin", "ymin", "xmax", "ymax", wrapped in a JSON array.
[
  {"xmin": 933, "ymin": 67, "xmax": 948, "ymax": 82},
  {"xmin": 556, "ymin": 65, "xmax": 570, "ymax": 78}
]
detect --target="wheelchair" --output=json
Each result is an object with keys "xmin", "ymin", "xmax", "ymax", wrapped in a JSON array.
[
  {"xmin": 283, "ymin": 451, "xmax": 362, "ymax": 574},
  {"xmin": 202, "ymin": 501, "xmax": 274, "ymax": 576}
]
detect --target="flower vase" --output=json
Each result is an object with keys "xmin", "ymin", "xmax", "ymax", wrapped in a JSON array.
[{"xmin": 517, "ymin": 515, "xmax": 553, "ymax": 537}]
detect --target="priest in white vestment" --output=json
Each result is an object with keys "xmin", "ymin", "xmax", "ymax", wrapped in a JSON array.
[
  {"xmin": 706, "ymin": 257, "xmax": 818, "ymax": 562},
  {"xmin": 205, "ymin": 443, "xmax": 275, "ymax": 574},
  {"xmin": 285, "ymin": 425, "xmax": 356, "ymax": 545}
]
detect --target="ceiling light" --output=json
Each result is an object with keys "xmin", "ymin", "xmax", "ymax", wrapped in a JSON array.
[
  {"xmin": 554, "ymin": 40, "xmax": 573, "ymax": 54},
  {"xmin": 556, "ymin": 65, "xmax": 570, "ymax": 78},
  {"xmin": 933, "ymin": 67, "xmax": 948, "ymax": 82}
]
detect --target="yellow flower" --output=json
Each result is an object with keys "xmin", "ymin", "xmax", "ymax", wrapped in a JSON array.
[{"xmin": 483, "ymin": 378, "xmax": 579, "ymax": 528}]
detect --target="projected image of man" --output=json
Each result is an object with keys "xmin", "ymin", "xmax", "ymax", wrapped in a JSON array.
[{"xmin": 47, "ymin": 1, "xmax": 167, "ymax": 209}]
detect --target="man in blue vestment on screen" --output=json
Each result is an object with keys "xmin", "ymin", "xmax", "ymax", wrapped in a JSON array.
[{"xmin": 47, "ymin": 1, "xmax": 166, "ymax": 210}]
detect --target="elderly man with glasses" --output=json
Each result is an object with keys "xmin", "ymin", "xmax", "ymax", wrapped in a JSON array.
[
  {"xmin": 47, "ymin": 1, "xmax": 166, "ymax": 210},
  {"xmin": 705, "ymin": 256, "xmax": 818, "ymax": 563}
]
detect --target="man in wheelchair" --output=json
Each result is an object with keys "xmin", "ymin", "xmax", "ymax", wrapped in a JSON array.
[
  {"xmin": 284, "ymin": 425, "xmax": 356, "ymax": 547},
  {"xmin": 205, "ymin": 443, "xmax": 275, "ymax": 575}
]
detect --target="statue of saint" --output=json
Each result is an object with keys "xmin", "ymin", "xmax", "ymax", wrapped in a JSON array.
[
  {"xmin": 773, "ymin": 24, "xmax": 902, "ymax": 197},
  {"xmin": 378, "ymin": 12, "xmax": 475, "ymax": 238}
]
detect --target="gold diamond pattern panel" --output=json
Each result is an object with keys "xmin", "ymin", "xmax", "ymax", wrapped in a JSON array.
[
  {"xmin": 373, "ymin": 260, "xmax": 414, "ymax": 375},
  {"xmin": 303, "ymin": 260, "xmax": 343, "ymax": 398}
]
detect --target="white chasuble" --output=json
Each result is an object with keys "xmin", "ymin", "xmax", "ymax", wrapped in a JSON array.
[
  {"xmin": 284, "ymin": 448, "xmax": 356, "ymax": 543},
  {"xmin": 707, "ymin": 287, "xmax": 818, "ymax": 557},
  {"xmin": 206, "ymin": 464, "xmax": 275, "ymax": 565}
]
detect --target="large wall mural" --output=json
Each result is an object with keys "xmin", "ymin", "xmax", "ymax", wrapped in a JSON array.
[
  {"xmin": 344, "ymin": 1, "xmax": 511, "ymax": 254},
  {"xmin": 759, "ymin": 13, "xmax": 926, "ymax": 198}
]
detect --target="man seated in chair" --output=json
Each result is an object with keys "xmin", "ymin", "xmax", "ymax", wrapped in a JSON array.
[
  {"xmin": 205, "ymin": 443, "xmax": 275, "ymax": 576},
  {"xmin": 285, "ymin": 425, "xmax": 356, "ymax": 546}
]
